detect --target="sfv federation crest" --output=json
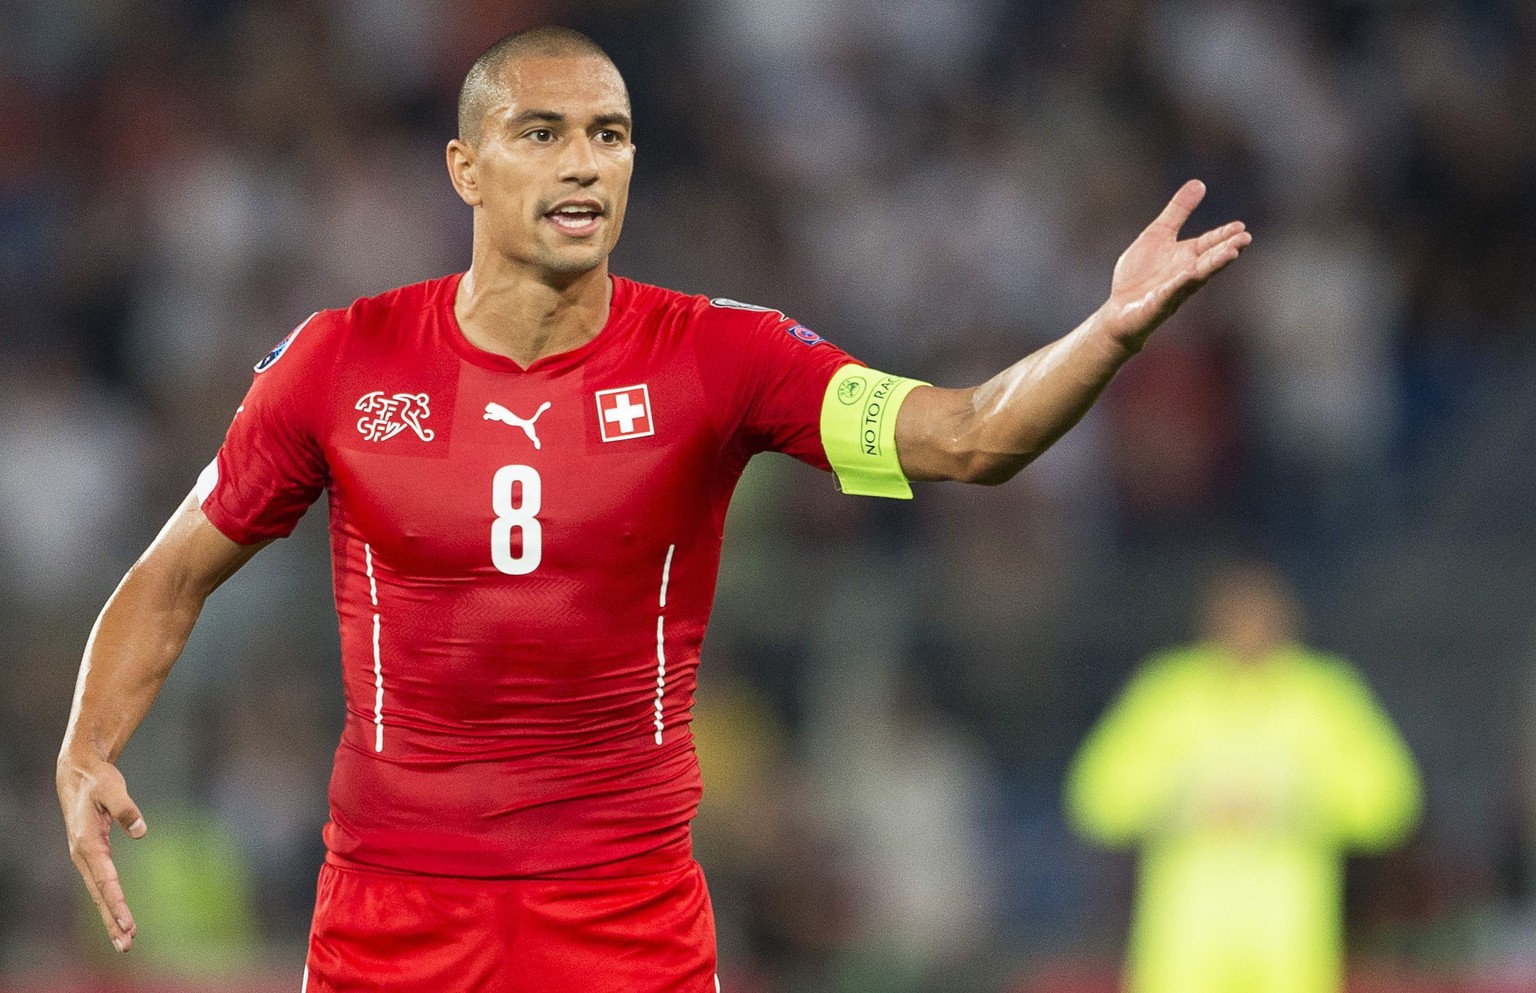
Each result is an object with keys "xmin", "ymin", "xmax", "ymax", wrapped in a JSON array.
[{"xmin": 356, "ymin": 391, "xmax": 435, "ymax": 443}]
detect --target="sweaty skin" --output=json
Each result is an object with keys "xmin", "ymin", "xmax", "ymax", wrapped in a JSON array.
[
  {"xmin": 58, "ymin": 43, "xmax": 1249, "ymax": 954},
  {"xmin": 445, "ymin": 53, "xmax": 635, "ymax": 368}
]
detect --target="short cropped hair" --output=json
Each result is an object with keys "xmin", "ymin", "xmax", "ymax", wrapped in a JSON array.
[{"xmin": 456, "ymin": 26, "xmax": 625, "ymax": 144}]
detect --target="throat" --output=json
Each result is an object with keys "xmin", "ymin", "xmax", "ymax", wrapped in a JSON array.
[{"xmin": 454, "ymin": 269, "xmax": 613, "ymax": 367}]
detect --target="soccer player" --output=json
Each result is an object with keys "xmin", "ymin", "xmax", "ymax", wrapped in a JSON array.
[{"xmin": 57, "ymin": 26, "xmax": 1251, "ymax": 993}]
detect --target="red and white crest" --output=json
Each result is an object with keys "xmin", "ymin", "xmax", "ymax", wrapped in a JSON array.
[
  {"xmin": 595, "ymin": 384, "xmax": 654, "ymax": 442},
  {"xmin": 356, "ymin": 391, "xmax": 436, "ymax": 443}
]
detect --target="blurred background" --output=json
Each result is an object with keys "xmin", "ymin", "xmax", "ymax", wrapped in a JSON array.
[{"xmin": 3, "ymin": 0, "xmax": 1535, "ymax": 990}]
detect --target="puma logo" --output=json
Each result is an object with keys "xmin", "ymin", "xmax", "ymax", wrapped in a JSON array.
[{"xmin": 484, "ymin": 401, "xmax": 551, "ymax": 449}]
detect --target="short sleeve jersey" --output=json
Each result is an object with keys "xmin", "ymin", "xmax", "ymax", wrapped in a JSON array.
[{"xmin": 199, "ymin": 274, "xmax": 859, "ymax": 878}]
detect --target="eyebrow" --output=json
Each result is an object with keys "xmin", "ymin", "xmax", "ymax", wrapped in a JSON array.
[{"xmin": 507, "ymin": 109, "xmax": 632, "ymax": 131}]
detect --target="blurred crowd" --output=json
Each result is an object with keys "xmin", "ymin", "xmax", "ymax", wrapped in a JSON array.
[{"xmin": 2, "ymin": 0, "xmax": 1535, "ymax": 990}]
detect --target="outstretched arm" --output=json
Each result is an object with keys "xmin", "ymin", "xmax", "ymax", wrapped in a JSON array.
[
  {"xmin": 896, "ymin": 180, "xmax": 1250, "ymax": 484},
  {"xmin": 57, "ymin": 493, "xmax": 266, "ymax": 953}
]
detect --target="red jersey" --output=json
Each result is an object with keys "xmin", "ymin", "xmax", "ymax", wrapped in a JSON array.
[{"xmin": 198, "ymin": 273, "xmax": 856, "ymax": 879}]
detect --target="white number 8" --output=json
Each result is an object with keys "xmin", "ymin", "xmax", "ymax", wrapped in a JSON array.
[{"xmin": 491, "ymin": 465, "xmax": 541, "ymax": 575}]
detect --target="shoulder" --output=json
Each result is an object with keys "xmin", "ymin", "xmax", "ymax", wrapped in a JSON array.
[
  {"xmin": 250, "ymin": 307, "xmax": 340, "ymax": 378},
  {"xmin": 336, "ymin": 274, "xmax": 456, "ymax": 334},
  {"xmin": 248, "ymin": 275, "xmax": 457, "ymax": 380},
  {"xmin": 1119, "ymin": 646, "xmax": 1215, "ymax": 702},
  {"xmin": 614, "ymin": 277, "xmax": 810, "ymax": 342},
  {"xmin": 1291, "ymin": 650, "xmax": 1374, "ymax": 697},
  {"xmin": 294, "ymin": 275, "xmax": 457, "ymax": 359},
  {"xmin": 1140, "ymin": 646, "xmax": 1209, "ymax": 682}
]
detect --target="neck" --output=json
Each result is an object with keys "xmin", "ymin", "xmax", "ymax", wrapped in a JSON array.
[
  {"xmin": 1220, "ymin": 641, "xmax": 1285, "ymax": 667},
  {"xmin": 454, "ymin": 253, "xmax": 613, "ymax": 367}
]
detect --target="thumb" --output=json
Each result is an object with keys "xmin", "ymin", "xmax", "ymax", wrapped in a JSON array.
[{"xmin": 98, "ymin": 776, "xmax": 147, "ymax": 840}]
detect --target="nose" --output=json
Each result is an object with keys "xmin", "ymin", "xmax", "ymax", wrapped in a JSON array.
[{"xmin": 559, "ymin": 136, "xmax": 599, "ymax": 186}]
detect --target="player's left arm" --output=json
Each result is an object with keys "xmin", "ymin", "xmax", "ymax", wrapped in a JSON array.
[{"xmin": 894, "ymin": 180, "xmax": 1250, "ymax": 485}]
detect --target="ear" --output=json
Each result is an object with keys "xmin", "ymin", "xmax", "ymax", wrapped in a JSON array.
[{"xmin": 446, "ymin": 139, "xmax": 482, "ymax": 207}]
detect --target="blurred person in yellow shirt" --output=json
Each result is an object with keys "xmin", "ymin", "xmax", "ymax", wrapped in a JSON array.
[{"xmin": 1066, "ymin": 562, "xmax": 1421, "ymax": 993}]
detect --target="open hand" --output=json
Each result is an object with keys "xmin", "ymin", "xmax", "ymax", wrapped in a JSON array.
[
  {"xmin": 57, "ymin": 758, "xmax": 146, "ymax": 952},
  {"xmin": 1103, "ymin": 180, "xmax": 1251, "ymax": 350}
]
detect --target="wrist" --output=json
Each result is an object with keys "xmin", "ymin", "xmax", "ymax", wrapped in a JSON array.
[
  {"xmin": 1088, "ymin": 303, "xmax": 1148, "ymax": 359},
  {"xmin": 57, "ymin": 741, "xmax": 109, "ymax": 778}
]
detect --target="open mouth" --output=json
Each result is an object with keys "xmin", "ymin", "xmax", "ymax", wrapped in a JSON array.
[{"xmin": 544, "ymin": 202, "xmax": 605, "ymax": 236}]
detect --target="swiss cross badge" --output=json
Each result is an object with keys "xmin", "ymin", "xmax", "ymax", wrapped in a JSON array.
[{"xmin": 595, "ymin": 384, "xmax": 654, "ymax": 442}]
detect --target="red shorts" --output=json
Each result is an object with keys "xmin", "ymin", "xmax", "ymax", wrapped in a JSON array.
[{"xmin": 302, "ymin": 860, "xmax": 718, "ymax": 993}]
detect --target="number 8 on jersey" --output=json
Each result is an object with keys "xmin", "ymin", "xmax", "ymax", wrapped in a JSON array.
[{"xmin": 491, "ymin": 465, "xmax": 542, "ymax": 575}]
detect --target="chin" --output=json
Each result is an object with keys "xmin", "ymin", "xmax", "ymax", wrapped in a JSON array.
[{"xmin": 537, "ymin": 249, "xmax": 608, "ymax": 278}]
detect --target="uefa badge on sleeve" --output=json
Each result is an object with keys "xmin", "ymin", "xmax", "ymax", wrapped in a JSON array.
[
  {"xmin": 595, "ymin": 385, "xmax": 654, "ymax": 442},
  {"xmin": 254, "ymin": 312, "xmax": 316, "ymax": 372},
  {"xmin": 785, "ymin": 324, "xmax": 825, "ymax": 346}
]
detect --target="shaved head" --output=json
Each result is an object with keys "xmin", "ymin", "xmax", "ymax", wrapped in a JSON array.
[{"xmin": 457, "ymin": 26, "xmax": 628, "ymax": 145}]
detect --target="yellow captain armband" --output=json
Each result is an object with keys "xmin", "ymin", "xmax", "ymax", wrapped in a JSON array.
[{"xmin": 819, "ymin": 363, "xmax": 929, "ymax": 499}]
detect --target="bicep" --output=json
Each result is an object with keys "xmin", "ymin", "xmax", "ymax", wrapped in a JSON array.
[
  {"xmin": 135, "ymin": 491, "xmax": 270, "ymax": 599},
  {"xmin": 81, "ymin": 492, "xmax": 270, "ymax": 689}
]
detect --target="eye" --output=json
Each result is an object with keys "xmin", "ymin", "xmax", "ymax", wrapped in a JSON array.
[
  {"xmin": 525, "ymin": 128, "xmax": 555, "ymax": 142},
  {"xmin": 595, "ymin": 129, "xmax": 625, "ymax": 144}
]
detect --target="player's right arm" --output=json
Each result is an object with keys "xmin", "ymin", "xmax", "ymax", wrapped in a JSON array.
[
  {"xmin": 58, "ymin": 308, "xmax": 330, "ymax": 953},
  {"xmin": 57, "ymin": 493, "xmax": 268, "ymax": 953}
]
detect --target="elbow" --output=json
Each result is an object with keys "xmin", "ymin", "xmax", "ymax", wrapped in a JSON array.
[
  {"xmin": 114, "ymin": 556, "xmax": 210, "ymax": 636},
  {"xmin": 948, "ymin": 408, "xmax": 1040, "ymax": 486},
  {"xmin": 915, "ymin": 394, "xmax": 1036, "ymax": 485},
  {"xmin": 963, "ymin": 456, "xmax": 1025, "ymax": 486},
  {"xmin": 125, "ymin": 544, "xmax": 218, "ymax": 605},
  {"xmin": 122, "ymin": 556, "xmax": 186, "ymax": 604},
  {"xmin": 950, "ymin": 444, "xmax": 1033, "ymax": 486}
]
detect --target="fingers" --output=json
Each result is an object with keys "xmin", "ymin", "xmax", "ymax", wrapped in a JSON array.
[
  {"xmin": 1192, "ymin": 229, "xmax": 1252, "ymax": 281},
  {"xmin": 1147, "ymin": 179, "xmax": 1206, "ymax": 236},
  {"xmin": 73, "ymin": 844, "xmax": 137, "ymax": 952},
  {"xmin": 1194, "ymin": 220, "xmax": 1246, "ymax": 254},
  {"xmin": 60, "ymin": 763, "xmax": 146, "ymax": 952}
]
